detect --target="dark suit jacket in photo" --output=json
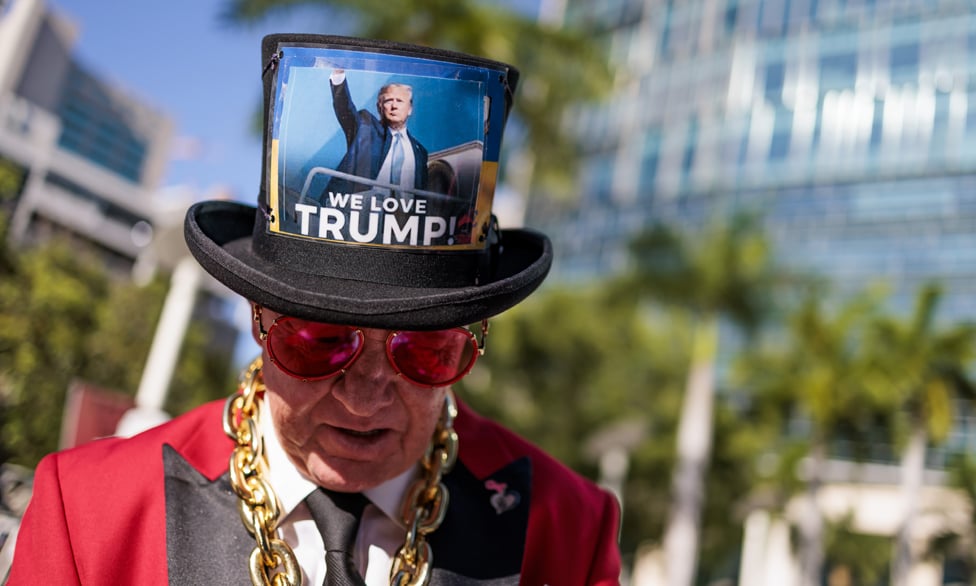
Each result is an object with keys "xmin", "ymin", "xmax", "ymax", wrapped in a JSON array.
[{"xmin": 324, "ymin": 79, "xmax": 429, "ymax": 198}]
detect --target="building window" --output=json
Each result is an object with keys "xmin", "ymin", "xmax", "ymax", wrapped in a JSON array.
[
  {"xmin": 681, "ymin": 117, "xmax": 699, "ymax": 178},
  {"xmin": 639, "ymin": 131, "xmax": 661, "ymax": 197},
  {"xmin": 787, "ymin": 0, "xmax": 817, "ymax": 29},
  {"xmin": 769, "ymin": 110, "xmax": 793, "ymax": 161},
  {"xmin": 724, "ymin": 1, "xmax": 739, "ymax": 34},
  {"xmin": 44, "ymin": 172, "xmax": 151, "ymax": 229},
  {"xmin": 57, "ymin": 65, "xmax": 148, "ymax": 184},
  {"xmin": 890, "ymin": 42, "xmax": 919, "ymax": 86},
  {"xmin": 583, "ymin": 152, "xmax": 616, "ymax": 205},
  {"xmin": 869, "ymin": 97, "xmax": 884, "ymax": 151},
  {"xmin": 765, "ymin": 61, "xmax": 786, "ymax": 102},
  {"xmin": 820, "ymin": 51, "xmax": 857, "ymax": 90},
  {"xmin": 758, "ymin": 0, "xmax": 787, "ymax": 37}
]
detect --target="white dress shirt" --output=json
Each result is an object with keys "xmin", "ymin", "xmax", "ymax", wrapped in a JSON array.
[{"xmin": 261, "ymin": 400, "xmax": 414, "ymax": 585}]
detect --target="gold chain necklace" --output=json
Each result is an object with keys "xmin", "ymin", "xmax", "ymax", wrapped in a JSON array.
[{"xmin": 223, "ymin": 357, "xmax": 457, "ymax": 586}]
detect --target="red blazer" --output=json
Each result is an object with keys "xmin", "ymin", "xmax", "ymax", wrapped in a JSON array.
[{"xmin": 8, "ymin": 399, "xmax": 620, "ymax": 585}]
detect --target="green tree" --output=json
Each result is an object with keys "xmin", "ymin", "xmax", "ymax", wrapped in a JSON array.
[
  {"xmin": 459, "ymin": 287, "xmax": 664, "ymax": 471},
  {"xmin": 0, "ymin": 232, "xmax": 237, "ymax": 468},
  {"xmin": 862, "ymin": 283, "xmax": 976, "ymax": 586},
  {"xmin": 221, "ymin": 0, "xmax": 614, "ymax": 194},
  {"xmin": 930, "ymin": 453, "xmax": 976, "ymax": 583},
  {"xmin": 823, "ymin": 516, "xmax": 891, "ymax": 586},
  {"xmin": 615, "ymin": 212, "xmax": 778, "ymax": 586},
  {"xmin": 0, "ymin": 239, "xmax": 107, "ymax": 466},
  {"xmin": 734, "ymin": 288, "xmax": 886, "ymax": 586},
  {"xmin": 461, "ymin": 281, "xmax": 778, "ymax": 575},
  {"xmin": 458, "ymin": 286, "xmax": 682, "ymax": 557}
]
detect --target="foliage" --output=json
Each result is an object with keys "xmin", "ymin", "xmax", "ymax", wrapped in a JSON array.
[
  {"xmin": 619, "ymin": 212, "xmax": 780, "ymax": 332},
  {"xmin": 823, "ymin": 516, "xmax": 891, "ymax": 586},
  {"xmin": 458, "ymin": 286, "xmax": 677, "ymax": 553},
  {"xmin": 0, "ymin": 231, "xmax": 237, "ymax": 468},
  {"xmin": 221, "ymin": 0, "xmax": 615, "ymax": 195},
  {"xmin": 730, "ymin": 282, "xmax": 976, "ymax": 586},
  {"xmin": 458, "ymin": 285, "xmax": 771, "ymax": 569},
  {"xmin": 0, "ymin": 237, "xmax": 108, "ymax": 466},
  {"xmin": 612, "ymin": 211, "xmax": 787, "ymax": 586},
  {"xmin": 733, "ymin": 287, "xmax": 888, "ymax": 452},
  {"xmin": 731, "ymin": 286, "xmax": 886, "ymax": 586},
  {"xmin": 0, "ymin": 157, "xmax": 27, "ymax": 206},
  {"xmin": 929, "ymin": 452, "xmax": 976, "ymax": 582},
  {"xmin": 862, "ymin": 282, "xmax": 976, "ymax": 446},
  {"xmin": 860, "ymin": 283, "xmax": 976, "ymax": 585}
]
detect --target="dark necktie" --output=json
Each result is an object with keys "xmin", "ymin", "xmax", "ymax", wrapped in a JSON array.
[{"xmin": 305, "ymin": 488, "xmax": 370, "ymax": 586}]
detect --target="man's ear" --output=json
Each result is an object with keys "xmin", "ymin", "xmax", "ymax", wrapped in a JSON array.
[{"xmin": 249, "ymin": 303, "xmax": 263, "ymax": 346}]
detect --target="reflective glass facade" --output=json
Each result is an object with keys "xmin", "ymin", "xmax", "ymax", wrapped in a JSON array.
[
  {"xmin": 530, "ymin": 0, "xmax": 976, "ymax": 322},
  {"xmin": 57, "ymin": 63, "xmax": 150, "ymax": 183}
]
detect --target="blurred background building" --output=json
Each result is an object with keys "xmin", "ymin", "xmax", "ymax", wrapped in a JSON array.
[
  {"xmin": 0, "ymin": 0, "xmax": 171, "ymax": 273},
  {"xmin": 533, "ymin": 0, "xmax": 976, "ymax": 320},
  {"xmin": 527, "ymin": 0, "xmax": 976, "ymax": 583},
  {"xmin": 5, "ymin": 0, "xmax": 976, "ymax": 582},
  {"xmin": 0, "ymin": 0, "xmax": 239, "ymax": 440},
  {"xmin": 532, "ymin": 0, "xmax": 976, "ymax": 458},
  {"xmin": 0, "ymin": 1, "xmax": 244, "ymax": 576}
]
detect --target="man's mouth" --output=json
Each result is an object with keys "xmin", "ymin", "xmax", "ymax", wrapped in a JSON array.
[{"xmin": 338, "ymin": 427, "xmax": 385, "ymax": 438}]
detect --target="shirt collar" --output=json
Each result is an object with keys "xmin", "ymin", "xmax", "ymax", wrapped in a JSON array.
[{"xmin": 261, "ymin": 398, "xmax": 417, "ymax": 525}]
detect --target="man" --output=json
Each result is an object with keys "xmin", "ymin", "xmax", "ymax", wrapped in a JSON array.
[
  {"xmin": 8, "ymin": 34, "xmax": 620, "ymax": 585},
  {"xmin": 324, "ymin": 68, "xmax": 429, "ymax": 198}
]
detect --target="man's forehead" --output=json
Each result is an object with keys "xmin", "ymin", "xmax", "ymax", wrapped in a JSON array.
[
  {"xmin": 381, "ymin": 86, "xmax": 412, "ymax": 99},
  {"xmin": 256, "ymin": 305, "xmax": 462, "ymax": 336}
]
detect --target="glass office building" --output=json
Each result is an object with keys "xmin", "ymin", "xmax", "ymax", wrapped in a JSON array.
[
  {"xmin": 526, "ymin": 3, "xmax": 976, "ymax": 582},
  {"xmin": 530, "ymin": 0, "xmax": 976, "ymax": 323}
]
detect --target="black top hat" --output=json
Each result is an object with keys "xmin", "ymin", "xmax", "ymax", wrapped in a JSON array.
[{"xmin": 184, "ymin": 34, "xmax": 552, "ymax": 330}]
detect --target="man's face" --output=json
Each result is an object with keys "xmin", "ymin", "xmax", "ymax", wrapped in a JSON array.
[
  {"xmin": 378, "ymin": 86, "xmax": 413, "ymax": 129},
  {"xmin": 252, "ymin": 307, "xmax": 446, "ymax": 492}
]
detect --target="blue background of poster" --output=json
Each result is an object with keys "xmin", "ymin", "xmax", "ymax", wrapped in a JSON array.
[{"xmin": 273, "ymin": 47, "xmax": 499, "ymax": 202}]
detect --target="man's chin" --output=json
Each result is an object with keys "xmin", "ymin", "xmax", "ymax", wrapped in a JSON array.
[{"xmin": 305, "ymin": 454, "xmax": 398, "ymax": 493}]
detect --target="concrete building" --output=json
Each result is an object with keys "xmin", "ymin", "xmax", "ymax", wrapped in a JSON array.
[
  {"xmin": 0, "ymin": 0, "xmax": 173, "ymax": 275},
  {"xmin": 0, "ymin": 0, "xmax": 240, "ymax": 435}
]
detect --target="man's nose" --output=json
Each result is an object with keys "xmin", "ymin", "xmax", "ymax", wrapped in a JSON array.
[{"xmin": 330, "ymin": 341, "xmax": 397, "ymax": 415}]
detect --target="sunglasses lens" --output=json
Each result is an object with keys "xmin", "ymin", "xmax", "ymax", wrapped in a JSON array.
[
  {"xmin": 267, "ymin": 319, "xmax": 362, "ymax": 379},
  {"xmin": 388, "ymin": 329, "xmax": 477, "ymax": 386}
]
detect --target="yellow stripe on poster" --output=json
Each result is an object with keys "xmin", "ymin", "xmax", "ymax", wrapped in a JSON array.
[
  {"xmin": 269, "ymin": 139, "xmax": 280, "ymax": 231},
  {"xmin": 474, "ymin": 161, "xmax": 498, "ymax": 243}
]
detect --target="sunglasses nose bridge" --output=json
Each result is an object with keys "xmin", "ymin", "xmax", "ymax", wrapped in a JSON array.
[
  {"xmin": 330, "ymin": 344, "xmax": 401, "ymax": 414},
  {"xmin": 345, "ymin": 333, "xmax": 397, "ymax": 376}
]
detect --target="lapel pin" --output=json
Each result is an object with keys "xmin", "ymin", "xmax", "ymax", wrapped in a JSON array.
[{"xmin": 485, "ymin": 479, "xmax": 520, "ymax": 515}]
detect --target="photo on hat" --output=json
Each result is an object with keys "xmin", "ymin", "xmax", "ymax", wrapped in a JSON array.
[{"xmin": 267, "ymin": 46, "xmax": 510, "ymax": 250}]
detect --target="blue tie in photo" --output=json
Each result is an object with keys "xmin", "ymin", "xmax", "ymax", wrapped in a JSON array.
[{"xmin": 390, "ymin": 132, "xmax": 404, "ymax": 187}]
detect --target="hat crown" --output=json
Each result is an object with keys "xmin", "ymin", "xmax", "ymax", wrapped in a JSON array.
[
  {"xmin": 184, "ymin": 35, "xmax": 550, "ymax": 330},
  {"xmin": 257, "ymin": 35, "xmax": 518, "ymax": 289}
]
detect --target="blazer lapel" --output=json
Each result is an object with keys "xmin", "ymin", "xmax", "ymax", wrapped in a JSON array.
[
  {"xmin": 427, "ymin": 456, "xmax": 531, "ymax": 585},
  {"xmin": 163, "ymin": 444, "xmax": 253, "ymax": 585}
]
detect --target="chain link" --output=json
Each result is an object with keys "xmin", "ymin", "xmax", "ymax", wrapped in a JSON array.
[
  {"xmin": 390, "ymin": 392, "xmax": 458, "ymax": 586},
  {"xmin": 225, "ymin": 356, "xmax": 456, "ymax": 586},
  {"xmin": 224, "ymin": 357, "xmax": 301, "ymax": 586}
]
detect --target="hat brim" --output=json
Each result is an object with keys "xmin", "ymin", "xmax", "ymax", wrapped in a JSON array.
[{"xmin": 185, "ymin": 200, "xmax": 552, "ymax": 330}]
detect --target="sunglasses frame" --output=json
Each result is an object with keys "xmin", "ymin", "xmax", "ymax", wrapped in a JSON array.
[{"xmin": 253, "ymin": 305, "xmax": 488, "ymax": 387}]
